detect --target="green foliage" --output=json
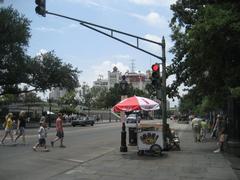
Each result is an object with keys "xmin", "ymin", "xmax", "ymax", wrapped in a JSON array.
[
  {"xmin": 18, "ymin": 92, "xmax": 42, "ymax": 103},
  {"xmin": 0, "ymin": 6, "xmax": 31, "ymax": 95},
  {"xmin": 88, "ymin": 83, "xmax": 149, "ymax": 109},
  {"xmin": 90, "ymin": 86, "xmax": 108, "ymax": 109},
  {"xmin": 0, "ymin": 7, "xmax": 80, "ymax": 96},
  {"xmin": 30, "ymin": 51, "xmax": 80, "ymax": 92},
  {"xmin": 230, "ymin": 87, "xmax": 240, "ymax": 98},
  {"xmin": 170, "ymin": 1, "xmax": 240, "ymax": 109},
  {"xmin": 58, "ymin": 90, "xmax": 78, "ymax": 106},
  {"xmin": 59, "ymin": 106, "xmax": 77, "ymax": 115}
]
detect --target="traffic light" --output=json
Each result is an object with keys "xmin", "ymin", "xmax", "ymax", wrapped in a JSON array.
[
  {"xmin": 35, "ymin": 0, "xmax": 46, "ymax": 17},
  {"xmin": 151, "ymin": 63, "xmax": 161, "ymax": 88}
]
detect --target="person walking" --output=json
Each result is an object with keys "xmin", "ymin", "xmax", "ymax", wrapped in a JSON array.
[
  {"xmin": 191, "ymin": 116, "xmax": 201, "ymax": 142},
  {"xmin": 32, "ymin": 120, "xmax": 49, "ymax": 152},
  {"xmin": 14, "ymin": 111, "xmax": 27, "ymax": 144},
  {"xmin": 1, "ymin": 113, "xmax": 14, "ymax": 144},
  {"xmin": 213, "ymin": 114, "xmax": 226, "ymax": 153},
  {"xmin": 200, "ymin": 119, "xmax": 208, "ymax": 142},
  {"xmin": 51, "ymin": 113, "xmax": 65, "ymax": 148}
]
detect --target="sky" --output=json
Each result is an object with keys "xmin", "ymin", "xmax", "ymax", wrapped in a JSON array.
[{"xmin": 1, "ymin": 0, "xmax": 181, "ymax": 106}]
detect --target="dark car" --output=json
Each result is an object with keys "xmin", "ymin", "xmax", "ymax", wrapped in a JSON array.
[
  {"xmin": 71, "ymin": 116, "xmax": 95, "ymax": 127},
  {"xmin": 126, "ymin": 114, "xmax": 141, "ymax": 124}
]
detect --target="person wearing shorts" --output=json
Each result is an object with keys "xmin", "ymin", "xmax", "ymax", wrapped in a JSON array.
[
  {"xmin": 51, "ymin": 113, "xmax": 65, "ymax": 148},
  {"xmin": 1, "ymin": 113, "xmax": 14, "ymax": 144},
  {"xmin": 15, "ymin": 111, "xmax": 27, "ymax": 144},
  {"xmin": 33, "ymin": 121, "xmax": 48, "ymax": 151}
]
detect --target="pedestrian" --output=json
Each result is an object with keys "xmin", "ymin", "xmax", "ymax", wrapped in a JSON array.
[
  {"xmin": 200, "ymin": 119, "xmax": 208, "ymax": 142},
  {"xmin": 1, "ymin": 113, "xmax": 14, "ymax": 144},
  {"xmin": 14, "ymin": 111, "xmax": 27, "ymax": 144},
  {"xmin": 191, "ymin": 115, "xmax": 201, "ymax": 142},
  {"xmin": 213, "ymin": 114, "xmax": 226, "ymax": 153},
  {"xmin": 51, "ymin": 113, "xmax": 65, "ymax": 148},
  {"xmin": 32, "ymin": 120, "xmax": 49, "ymax": 152}
]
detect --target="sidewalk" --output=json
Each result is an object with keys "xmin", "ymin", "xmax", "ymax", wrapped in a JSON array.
[{"xmin": 49, "ymin": 123, "xmax": 240, "ymax": 180}]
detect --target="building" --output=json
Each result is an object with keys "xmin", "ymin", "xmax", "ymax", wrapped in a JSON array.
[
  {"xmin": 49, "ymin": 87, "xmax": 67, "ymax": 100},
  {"xmin": 125, "ymin": 71, "xmax": 150, "ymax": 91},
  {"xmin": 108, "ymin": 66, "xmax": 122, "ymax": 89},
  {"xmin": 93, "ymin": 75, "xmax": 108, "ymax": 89}
]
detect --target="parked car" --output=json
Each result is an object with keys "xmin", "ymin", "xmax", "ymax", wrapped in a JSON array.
[
  {"xmin": 126, "ymin": 113, "xmax": 141, "ymax": 124},
  {"xmin": 71, "ymin": 116, "xmax": 95, "ymax": 127}
]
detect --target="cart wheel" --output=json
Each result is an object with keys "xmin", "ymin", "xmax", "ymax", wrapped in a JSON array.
[
  {"xmin": 137, "ymin": 150, "xmax": 144, "ymax": 156},
  {"xmin": 150, "ymin": 144, "xmax": 162, "ymax": 156}
]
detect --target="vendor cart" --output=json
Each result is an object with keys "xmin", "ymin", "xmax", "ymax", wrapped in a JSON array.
[{"xmin": 137, "ymin": 123, "xmax": 163, "ymax": 156}]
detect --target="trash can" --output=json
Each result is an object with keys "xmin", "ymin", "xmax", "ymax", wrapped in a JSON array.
[{"xmin": 128, "ymin": 127, "xmax": 137, "ymax": 146}]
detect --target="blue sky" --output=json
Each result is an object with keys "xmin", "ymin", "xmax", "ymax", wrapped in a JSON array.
[{"xmin": 2, "ymin": 0, "xmax": 180, "ymax": 106}]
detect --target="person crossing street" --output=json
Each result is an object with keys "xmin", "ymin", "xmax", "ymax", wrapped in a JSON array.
[{"xmin": 51, "ymin": 113, "xmax": 65, "ymax": 148}]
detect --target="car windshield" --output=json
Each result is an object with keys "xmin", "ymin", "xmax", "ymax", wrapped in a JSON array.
[{"xmin": 127, "ymin": 114, "xmax": 137, "ymax": 118}]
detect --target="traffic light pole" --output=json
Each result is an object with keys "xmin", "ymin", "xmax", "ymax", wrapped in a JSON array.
[
  {"xmin": 41, "ymin": 10, "xmax": 168, "ymax": 149},
  {"xmin": 161, "ymin": 37, "xmax": 167, "ymax": 148}
]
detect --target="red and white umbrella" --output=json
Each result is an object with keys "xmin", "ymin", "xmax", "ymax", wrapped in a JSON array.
[{"xmin": 112, "ymin": 96, "xmax": 160, "ymax": 112}]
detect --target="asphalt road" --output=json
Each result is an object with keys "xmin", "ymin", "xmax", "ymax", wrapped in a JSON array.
[
  {"xmin": 2, "ymin": 120, "xmax": 237, "ymax": 180},
  {"xmin": 0, "ymin": 122, "xmax": 121, "ymax": 180}
]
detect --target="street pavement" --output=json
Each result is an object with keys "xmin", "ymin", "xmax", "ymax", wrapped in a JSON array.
[
  {"xmin": 49, "ymin": 121, "xmax": 239, "ymax": 180},
  {"xmin": 0, "ymin": 120, "xmax": 239, "ymax": 180}
]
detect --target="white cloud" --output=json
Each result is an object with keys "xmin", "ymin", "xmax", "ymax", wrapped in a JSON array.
[
  {"xmin": 130, "ymin": 11, "xmax": 168, "ymax": 27},
  {"xmin": 34, "ymin": 27, "xmax": 64, "ymax": 33},
  {"xmin": 112, "ymin": 54, "xmax": 131, "ymax": 60},
  {"xmin": 36, "ymin": 49, "xmax": 48, "ymax": 56},
  {"xmin": 91, "ymin": 60, "xmax": 129, "ymax": 79},
  {"xmin": 64, "ymin": 0, "xmax": 100, "ymax": 7},
  {"xmin": 142, "ymin": 34, "xmax": 161, "ymax": 54},
  {"xmin": 79, "ymin": 58, "xmax": 130, "ymax": 86},
  {"xmin": 145, "ymin": 34, "xmax": 162, "ymax": 43},
  {"xmin": 129, "ymin": 0, "xmax": 176, "ymax": 7},
  {"xmin": 63, "ymin": 0, "xmax": 119, "ymax": 12},
  {"xmin": 35, "ymin": 23, "xmax": 83, "ymax": 34},
  {"xmin": 143, "ymin": 34, "xmax": 173, "ymax": 54}
]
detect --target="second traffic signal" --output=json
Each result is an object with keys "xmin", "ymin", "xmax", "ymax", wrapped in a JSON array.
[{"xmin": 151, "ymin": 63, "xmax": 161, "ymax": 88}]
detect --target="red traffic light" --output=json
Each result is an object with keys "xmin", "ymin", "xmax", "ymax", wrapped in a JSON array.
[{"xmin": 152, "ymin": 63, "xmax": 159, "ymax": 72}]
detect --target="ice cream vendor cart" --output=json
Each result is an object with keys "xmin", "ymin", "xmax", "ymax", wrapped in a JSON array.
[{"xmin": 137, "ymin": 123, "xmax": 163, "ymax": 156}]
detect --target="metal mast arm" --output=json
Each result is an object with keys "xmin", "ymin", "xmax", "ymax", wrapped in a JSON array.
[{"xmin": 46, "ymin": 11, "xmax": 163, "ymax": 60}]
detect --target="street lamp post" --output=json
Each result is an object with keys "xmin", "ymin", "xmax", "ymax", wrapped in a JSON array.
[{"xmin": 120, "ymin": 75, "xmax": 128, "ymax": 152}]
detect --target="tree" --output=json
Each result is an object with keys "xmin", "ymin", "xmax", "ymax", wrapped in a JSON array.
[
  {"xmin": 58, "ymin": 90, "xmax": 78, "ymax": 106},
  {"xmin": 0, "ymin": 6, "xmax": 31, "ymax": 95},
  {"xmin": 18, "ymin": 92, "xmax": 42, "ymax": 103},
  {"xmin": 90, "ymin": 86, "xmax": 108, "ymax": 109},
  {"xmin": 0, "ymin": 7, "xmax": 80, "ymax": 96},
  {"xmin": 29, "ymin": 51, "xmax": 80, "ymax": 93},
  {"xmin": 169, "ymin": 1, "xmax": 240, "ymax": 108}
]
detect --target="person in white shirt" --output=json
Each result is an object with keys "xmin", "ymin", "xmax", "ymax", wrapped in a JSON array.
[
  {"xmin": 32, "ymin": 121, "xmax": 49, "ymax": 152},
  {"xmin": 191, "ymin": 116, "xmax": 201, "ymax": 142}
]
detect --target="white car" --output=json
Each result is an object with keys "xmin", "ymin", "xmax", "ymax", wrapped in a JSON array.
[{"xmin": 126, "ymin": 114, "xmax": 141, "ymax": 124}]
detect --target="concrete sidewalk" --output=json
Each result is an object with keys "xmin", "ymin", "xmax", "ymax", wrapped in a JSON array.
[{"xmin": 48, "ymin": 123, "xmax": 239, "ymax": 180}]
